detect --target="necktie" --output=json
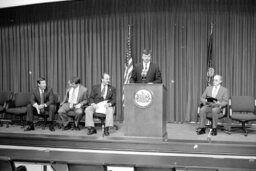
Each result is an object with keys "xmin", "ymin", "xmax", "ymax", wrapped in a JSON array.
[
  {"xmin": 101, "ymin": 85, "xmax": 106, "ymax": 97},
  {"xmin": 40, "ymin": 90, "xmax": 45, "ymax": 113},
  {"xmin": 40, "ymin": 90, "xmax": 44, "ymax": 104}
]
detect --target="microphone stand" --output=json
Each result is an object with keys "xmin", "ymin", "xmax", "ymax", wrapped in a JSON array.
[{"xmin": 141, "ymin": 70, "xmax": 147, "ymax": 83}]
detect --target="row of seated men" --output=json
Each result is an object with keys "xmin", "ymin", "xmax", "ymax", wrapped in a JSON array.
[
  {"xmin": 23, "ymin": 74, "xmax": 228, "ymax": 138},
  {"xmin": 24, "ymin": 73, "xmax": 116, "ymax": 136}
]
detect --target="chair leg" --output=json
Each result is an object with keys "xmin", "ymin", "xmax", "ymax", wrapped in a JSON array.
[
  {"xmin": 101, "ymin": 121, "xmax": 105, "ymax": 137},
  {"xmin": 242, "ymin": 122, "xmax": 248, "ymax": 136},
  {"xmin": 114, "ymin": 124, "xmax": 118, "ymax": 130},
  {"xmin": 42, "ymin": 115, "xmax": 47, "ymax": 130},
  {"xmin": 20, "ymin": 115, "xmax": 24, "ymax": 128}
]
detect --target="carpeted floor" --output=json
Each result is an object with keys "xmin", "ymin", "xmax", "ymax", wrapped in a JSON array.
[{"xmin": 0, "ymin": 122, "xmax": 255, "ymax": 143}]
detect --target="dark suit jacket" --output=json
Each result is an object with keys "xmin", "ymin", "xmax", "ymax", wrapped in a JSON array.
[
  {"xmin": 89, "ymin": 84, "xmax": 116, "ymax": 106},
  {"xmin": 62, "ymin": 85, "xmax": 89, "ymax": 108},
  {"xmin": 130, "ymin": 62, "xmax": 162, "ymax": 83},
  {"xmin": 31, "ymin": 87, "xmax": 54, "ymax": 106},
  {"xmin": 200, "ymin": 85, "xmax": 229, "ymax": 108}
]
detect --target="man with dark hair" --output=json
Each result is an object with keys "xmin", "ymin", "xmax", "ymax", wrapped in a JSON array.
[
  {"xmin": 197, "ymin": 75, "xmax": 229, "ymax": 136},
  {"xmin": 130, "ymin": 49, "xmax": 162, "ymax": 83},
  {"xmin": 58, "ymin": 77, "xmax": 88, "ymax": 130},
  {"xmin": 85, "ymin": 73, "xmax": 116, "ymax": 136},
  {"xmin": 24, "ymin": 77, "xmax": 56, "ymax": 131}
]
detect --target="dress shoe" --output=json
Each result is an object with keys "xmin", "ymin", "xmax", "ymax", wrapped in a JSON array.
[
  {"xmin": 197, "ymin": 128, "xmax": 206, "ymax": 135},
  {"xmin": 49, "ymin": 125, "xmax": 55, "ymax": 132},
  {"xmin": 104, "ymin": 127, "xmax": 110, "ymax": 136},
  {"xmin": 87, "ymin": 127, "xmax": 97, "ymax": 135},
  {"xmin": 74, "ymin": 125, "xmax": 80, "ymax": 131},
  {"xmin": 63, "ymin": 124, "xmax": 71, "ymax": 131},
  {"xmin": 211, "ymin": 128, "xmax": 217, "ymax": 136},
  {"xmin": 24, "ymin": 125, "xmax": 35, "ymax": 131}
]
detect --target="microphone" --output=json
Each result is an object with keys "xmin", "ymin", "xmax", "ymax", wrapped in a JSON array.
[{"xmin": 141, "ymin": 69, "xmax": 147, "ymax": 83}]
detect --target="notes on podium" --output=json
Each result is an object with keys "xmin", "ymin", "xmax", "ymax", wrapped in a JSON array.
[{"xmin": 95, "ymin": 100, "xmax": 108, "ymax": 114}]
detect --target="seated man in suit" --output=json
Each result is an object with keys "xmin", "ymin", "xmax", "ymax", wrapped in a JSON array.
[
  {"xmin": 58, "ymin": 77, "xmax": 88, "ymax": 130},
  {"xmin": 24, "ymin": 77, "xmax": 56, "ymax": 131},
  {"xmin": 130, "ymin": 49, "xmax": 162, "ymax": 83},
  {"xmin": 85, "ymin": 73, "xmax": 116, "ymax": 136},
  {"xmin": 197, "ymin": 75, "xmax": 229, "ymax": 136}
]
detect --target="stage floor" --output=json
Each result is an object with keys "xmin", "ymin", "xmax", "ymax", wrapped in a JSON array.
[
  {"xmin": 0, "ymin": 122, "xmax": 256, "ymax": 170},
  {"xmin": 0, "ymin": 122, "xmax": 256, "ymax": 143}
]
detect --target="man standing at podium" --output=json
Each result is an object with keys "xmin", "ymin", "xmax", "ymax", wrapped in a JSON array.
[{"xmin": 130, "ymin": 49, "xmax": 162, "ymax": 83}]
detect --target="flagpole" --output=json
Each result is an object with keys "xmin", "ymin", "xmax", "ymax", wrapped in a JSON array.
[{"xmin": 206, "ymin": 22, "xmax": 214, "ymax": 86}]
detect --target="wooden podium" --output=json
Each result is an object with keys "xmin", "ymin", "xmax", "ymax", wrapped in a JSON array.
[{"xmin": 124, "ymin": 84, "xmax": 167, "ymax": 140}]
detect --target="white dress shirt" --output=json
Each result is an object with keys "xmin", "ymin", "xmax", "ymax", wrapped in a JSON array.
[
  {"xmin": 68, "ymin": 86, "xmax": 79, "ymax": 104},
  {"xmin": 212, "ymin": 85, "xmax": 220, "ymax": 98}
]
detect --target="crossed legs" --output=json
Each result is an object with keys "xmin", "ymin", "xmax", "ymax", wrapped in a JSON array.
[{"xmin": 58, "ymin": 103, "xmax": 84, "ymax": 129}]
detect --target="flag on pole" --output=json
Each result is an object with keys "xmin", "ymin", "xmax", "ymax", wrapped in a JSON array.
[
  {"xmin": 206, "ymin": 23, "xmax": 214, "ymax": 86},
  {"xmin": 123, "ymin": 25, "xmax": 133, "ymax": 84},
  {"xmin": 123, "ymin": 25, "xmax": 133, "ymax": 107}
]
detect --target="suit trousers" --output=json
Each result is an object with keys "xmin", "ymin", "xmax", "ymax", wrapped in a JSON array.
[
  {"xmin": 199, "ymin": 105, "xmax": 221, "ymax": 128},
  {"xmin": 85, "ymin": 105, "xmax": 114, "ymax": 127},
  {"xmin": 26, "ymin": 104, "xmax": 56, "ymax": 122},
  {"xmin": 58, "ymin": 103, "xmax": 84, "ymax": 127}
]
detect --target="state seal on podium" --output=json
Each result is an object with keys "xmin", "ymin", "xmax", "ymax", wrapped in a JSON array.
[{"xmin": 134, "ymin": 89, "xmax": 153, "ymax": 108}]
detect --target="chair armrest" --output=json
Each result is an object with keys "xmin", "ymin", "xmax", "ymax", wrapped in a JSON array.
[
  {"xmin": 197, "ymin": 103, "xmax": 227, "ymax": 115},
  {"xmin": 5, "ymin": 100, "xmax": 15, "ymax": 109},
  {"xmin": 228, "ymin": 99, "xmax": 232, "ymax": 116},
  {"xmin": 197, "ymin": 103, "xmax": 203, "ymax": 114},
  {"xmin": 222, "ymin": 105, "xmax": 229, "ymax": 118}
]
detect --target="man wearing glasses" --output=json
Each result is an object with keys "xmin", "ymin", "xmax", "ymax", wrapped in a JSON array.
[{"xmin": 197, "ymin": 75, "xmax": 229, "ymax": 136}]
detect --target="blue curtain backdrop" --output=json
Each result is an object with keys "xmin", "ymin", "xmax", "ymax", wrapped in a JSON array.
[{"xmin": 0, "ymin": 0, "xmax": 255, "ymax": 122}]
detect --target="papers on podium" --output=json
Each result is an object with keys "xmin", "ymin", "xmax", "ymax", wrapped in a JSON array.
[{"xmin": 95, "ymin": 100, "xmax": 108, "ymax": 114}]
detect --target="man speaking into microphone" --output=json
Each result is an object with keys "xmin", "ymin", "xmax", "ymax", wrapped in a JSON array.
[{"xmin": 130, "ymin": 49, "xmax": 162, "ymax": 84}]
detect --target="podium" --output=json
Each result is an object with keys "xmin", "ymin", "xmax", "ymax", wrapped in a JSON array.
[{"xmin": 124, "ymin": 84, "xmax": 167, "ymax": 140}]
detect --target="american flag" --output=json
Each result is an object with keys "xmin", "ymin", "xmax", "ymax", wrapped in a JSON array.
[
  {"xmin": 206, "ymin": 23, "xmax": 214, "ymax": 86},
  {"xmin": 123, "ymin": 25, "xmax": 133, "ymax": 84}
]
